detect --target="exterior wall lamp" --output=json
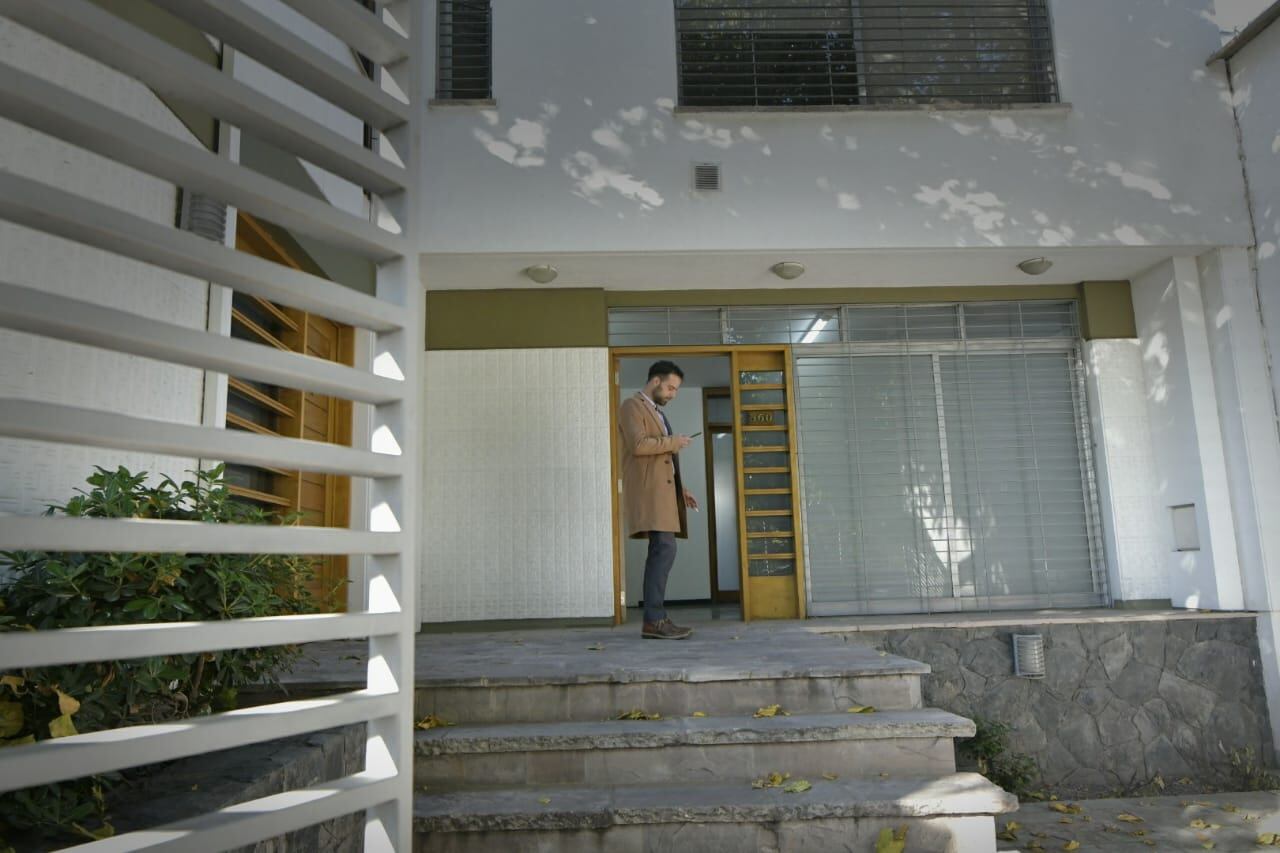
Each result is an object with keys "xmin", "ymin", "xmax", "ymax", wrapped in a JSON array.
[
  {"xmin": 771, "ymin": 261, "xmax": 806, "ymax": 280},
  {"xmin": 523, "ymin": 264, "xmax": 558, "ymax": 283},
  {"xmin": 1017, "ymin": 257, "xmax": 1053, "ymax": 276}
]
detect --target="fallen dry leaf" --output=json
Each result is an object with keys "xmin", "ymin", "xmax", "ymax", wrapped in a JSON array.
[
  {"xmin": 1117, "ymin": 813, "xmax": 1144, "ymax": 823},
  {"xmin": 1064, "ymin": 841, "xmax": 1080, "ymax": 851},
  {"xmin": 586, "ymin": 643, "xmax": 604, "ymax": 651},
  {"xmin": 616, "ymin": 709, "xmax": 662, "ymax": 721},
  {"xmin": 846, "ymin": 705, "xmax": 877, "ymax": 714},
  {"xmin": 821, "ymin": 773, "xmax": 839, "ymax": 781},
  {"xmin": 754, "ymin": 704, "xmax": 790, "ymax": 718},
  {"xmin": 538, "ymin": 797, "xmax": 551, "ymax": 805},
  {"xmin": 414, "ymin": 714, "xmax": 454, "ymax": 730},
  {"xmin": 1050, "ymin": 802, "xmax": 1083, "ymax": 815},
  {"xmin": 48, "ymin": 714, "xmax": 77, "ymax": 739},
  {"xmin": 692, "ymin": 711, "xmax": 707, "ymax": 717},
  {"xmin": 782, "ymin": 780, "xmax": 811, "ymax": 794},
  {"xmin": 751, "ymin": 771, "xmax": 791, "ymax": 789},
  {"xmin": 1059, "ymin": 818, "xmax": 1074, "ymax": 825},
  {"xmin": 874, "ymin": 825, "xmax": 907, "ymax": 853}
]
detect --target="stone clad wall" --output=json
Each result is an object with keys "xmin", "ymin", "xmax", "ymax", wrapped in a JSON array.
[{"xmin": 831, "ymin": 615, "xmax": 1272, "ymax": 796}]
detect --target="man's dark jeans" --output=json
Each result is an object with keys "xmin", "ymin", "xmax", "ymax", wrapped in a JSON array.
[{"xmin": 642, "ymin": 531, "xmax": 677, "ymax": 624}]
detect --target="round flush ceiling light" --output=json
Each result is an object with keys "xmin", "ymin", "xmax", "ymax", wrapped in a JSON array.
[
  {"xmin": 771, "ymin": 261, "xmax": 806, "ymax": 280},
  {"xmin": 1016, "ymin": 257, "xmax": 1053, "ymax": 276},
  {"xmin": 523, "ymin": 264, "xmax": 559, "ymax": 284}
]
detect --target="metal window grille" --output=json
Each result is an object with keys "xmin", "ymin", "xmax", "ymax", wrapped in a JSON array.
[
  {"xmin": 0, "ymin": 0, "xmax": 423, "ymax": 849},
  {"xmin": 675, "ymin": 0, "xmax": 1059, "ymax": 108},
  {"xmin": 793, "ymin": 301, "xmax": 1109, "ymax": 616},
  {"xmin": 437, "ymin": 0, "xmax": 491, "ymax": 99},
  {"xmin": 607, "ymin": 300, "xmax": 1076, "ymax": 347}
]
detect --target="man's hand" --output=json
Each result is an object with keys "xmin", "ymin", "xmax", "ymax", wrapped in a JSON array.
[
  {"xmin": 674, "ymin": 434, "xmax": 692, "ymax": 450},
  {"xmin": 683, "ymin": 490, "xmax": 699, "ymax": 510}
]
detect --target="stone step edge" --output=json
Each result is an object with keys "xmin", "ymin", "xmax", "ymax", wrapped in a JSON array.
[
  {"xmin": 413, "ymin": 773, "xmax": 1017, "ymax": 833},
  {"xmin": 415, "ymin": 709, "xmax": 975, "ymax": 757},
  {"xmin": 410, "ymin": 661, "xmax": 931, "ymax": 689}
]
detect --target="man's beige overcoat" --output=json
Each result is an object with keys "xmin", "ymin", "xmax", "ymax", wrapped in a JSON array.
[{"xmin": 618, "ymin": 393, "xmax": 688, "ymax": 540}]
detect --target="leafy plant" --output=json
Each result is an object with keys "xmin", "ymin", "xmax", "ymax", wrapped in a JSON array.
[
  {"xmin": 959, "ymin": 716, "xmax": 1040, "ymax": 797},
  {"xmin": 1227, "ymin": 747, "xmax": 1280, "ymax": 791},
  {"xmin": 0, "ymin": 465, "xmax": 316, "ymax": 842}
]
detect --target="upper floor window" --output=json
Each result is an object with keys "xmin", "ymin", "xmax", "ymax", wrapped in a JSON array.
[
  {"xmin": 437, "ymin": 0, "xmax": 492, "ymax": 100},
  {"xmin": 675, "ymin": 0, "xmax": 1059, "ymax": 109}
]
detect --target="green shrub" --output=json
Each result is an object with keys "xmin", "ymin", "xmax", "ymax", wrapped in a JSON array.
[
  {"xmin": 0, "ymin": 465, "xmax": 316, "ymax": 842},
  {"xmin": 959, "ymin": 716, "xmax": 1039, "ymax": 797}
]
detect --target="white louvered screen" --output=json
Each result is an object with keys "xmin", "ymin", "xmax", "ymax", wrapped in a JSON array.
[
  {"xmin": 794, "ymin": 302, "xmax": 1108, "ymax": 615},
  {"xmin": 0, "ymin": 0, "xmax": 422, "ymax": 849}
]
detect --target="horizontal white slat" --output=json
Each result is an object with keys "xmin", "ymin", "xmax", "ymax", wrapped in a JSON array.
[
  {"xmin": 0, "ymin": 398, "xmax": 403, "ymax": 478},
  {"xmin": 0, "ymin": 690, "xmax": 397, "ymax": 792},
  {"xmin": 0, "ymin": 0, "xmax": 407, "ymax": 196},
  {"xmin": 0, "ymin": 612, "xmax": 400, "ymax": 668},
  {"xmin": 0, "ymin": 281, "xmax": 404, "ymax": 405},
  {"xmin": 0, "ymin": 171, "xmax": 404, "ymax": 333},
  {"xmin": 65, "ymin": 771, "xmax": 398, "ymax": 853},
  {"xmin": 0, "ymin": 63, "xmax": 406, "ymax": 262},
  {"xmin": 151, "ymin": 0, "xmax": 409, "ymax": 131},
  {"xmin": 0, "ymin": 516, "xmax": 401, "ymax": 555},
  {"xmin": 277, "ymin": 0, "xmax": 410, "ymax": 66}
]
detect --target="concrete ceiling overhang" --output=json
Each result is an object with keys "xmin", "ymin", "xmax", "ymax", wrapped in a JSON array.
[{"xmin": 419, "ymin": 245, "xmax": 1228, "ymax": 291}]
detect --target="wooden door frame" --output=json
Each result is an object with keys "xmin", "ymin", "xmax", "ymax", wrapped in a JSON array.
[{"xmin": 608, "ymin": 345, "xmax": 802, "ymax": 625}]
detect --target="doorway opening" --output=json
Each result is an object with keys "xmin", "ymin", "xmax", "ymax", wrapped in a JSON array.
[{"xmin": 609, "ymin": 346, "xmax": 807, "ymax": 624}]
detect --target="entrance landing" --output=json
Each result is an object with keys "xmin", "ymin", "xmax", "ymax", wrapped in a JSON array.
[{"xmin": 284, "ymin": 619, "xmax": 928, "ymax": 690}]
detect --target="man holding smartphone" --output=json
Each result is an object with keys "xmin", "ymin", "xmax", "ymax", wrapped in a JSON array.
[{"xmin": 618, "ymin": 360, "xmax": 700, "ymax": 640}]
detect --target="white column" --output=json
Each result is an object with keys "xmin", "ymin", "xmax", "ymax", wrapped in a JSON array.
[
  {"xmin": 1197, "ymin": 246, "xmax": 1280, "ymax": 760},
  {"xmin": 1131, "ymin": 257, "xmax": 1245, "ymax": 611}
]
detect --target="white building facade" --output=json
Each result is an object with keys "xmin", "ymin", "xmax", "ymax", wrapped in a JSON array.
[{"xmin": 416, "ymin": 0, "xmax": 1280, "ymax": 636}]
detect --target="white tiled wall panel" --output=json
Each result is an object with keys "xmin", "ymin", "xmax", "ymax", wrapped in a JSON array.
[
  {"xmin": 1086, "ymin": 339, "xmax": 1169, "ymax": 601},
  {"xmin": 420, "ymin": 348, "xmax": 614, "ymax": 621},
  {"xmin": 0, "ymin": 19, "xmax": 207, "ymax": 519}
]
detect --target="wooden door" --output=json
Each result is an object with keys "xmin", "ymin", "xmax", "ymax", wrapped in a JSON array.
[
  {"xmin": 732, "ymin": 348, "xmax": 807, "ymax": 620},
  {"xmin": 228, "ymin": 211, "xmax": 353, "ymax": 611}
]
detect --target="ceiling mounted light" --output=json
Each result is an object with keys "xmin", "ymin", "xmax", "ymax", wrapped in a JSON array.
[
  {"xmin": 771, "ymin": 261, "xmax": 806, "ymax": 280},
  {"xmin": 523, "ymin": 264, "xmax": 558, "ymax": 284},
  {"xmin": 1017, "ymin": 257, "xmax": 1053, "ymax": 276}
]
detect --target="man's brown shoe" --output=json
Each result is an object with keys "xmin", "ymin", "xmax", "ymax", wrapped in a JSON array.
[{"xmin": 642, "ymin": 618, "xmax": 693, "ymax": 640}]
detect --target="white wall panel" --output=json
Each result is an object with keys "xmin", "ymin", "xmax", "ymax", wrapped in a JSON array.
[
  {"xmin": 420, "ymin": 348, "xmax": 614, "ymax": 621},
  {"xmin": 1085, "ymin": 339, "xmax": 1167, "ymax": 602},
  {"xmin": 0, "ymin": 18, "xmax": 206, "ymax": 518}
]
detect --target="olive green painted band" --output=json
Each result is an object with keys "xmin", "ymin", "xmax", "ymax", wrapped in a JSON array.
[{"xmin": 424, "ymin": 281, "xmax": 1136, "ymax": 350}]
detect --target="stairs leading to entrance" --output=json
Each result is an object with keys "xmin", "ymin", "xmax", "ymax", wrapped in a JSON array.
[{"xmin": 407, "ymin": 627, "xmax": 1017, "ymax": 852}]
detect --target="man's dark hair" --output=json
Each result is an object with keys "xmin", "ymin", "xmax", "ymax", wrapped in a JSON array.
[{"xmin": 647, "ymin": 360, "xmax": 684, "ymax": 382}]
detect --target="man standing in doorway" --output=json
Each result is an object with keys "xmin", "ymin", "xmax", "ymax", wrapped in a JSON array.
[{"xmin": 619, "ymin": 361, "xmax": 700, "ymax": 640}]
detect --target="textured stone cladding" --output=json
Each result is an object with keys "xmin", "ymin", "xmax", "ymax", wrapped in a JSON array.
[
  {"xmin": 833, "ymin": 616, "xmax": 1272, "ymax": 796},
  {"xmin": 102, "ymin": 725, "xmax": 365, "ymax": 852}
]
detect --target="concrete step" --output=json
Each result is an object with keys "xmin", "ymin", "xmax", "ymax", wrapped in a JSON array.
[
  {"xmin": 416, "ymin": 708, "xmax": 973, "ymax": 789},
  {"xmin": 414, "ymin": 773, "xmax": 1018, "ymax": 853},
  {"xmin": 414, "ymin": 642, "xmax": 929, "ymax": 724},
  {"xmin": 416, "ymin": 669, "xmax": 925, "ymax": 724}
]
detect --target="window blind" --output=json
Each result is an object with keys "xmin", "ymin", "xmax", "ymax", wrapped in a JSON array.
[{"xmin": 794, "ymin": 302, "xmax": 1106, "ymax": 614}]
